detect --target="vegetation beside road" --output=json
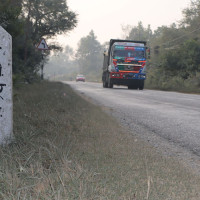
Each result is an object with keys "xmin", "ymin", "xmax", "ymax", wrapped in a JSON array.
[
  {"xmin": 2, "ymin": 0, "xmax": 200, "ymax": 93},
  {"xmin": 47, "ymin": 0, "xmax": 200, "ymax": 94},
  {"xmin": 0, "ymin": 0, "xmax": 77, "ymax": 83},
  {"xmin": 1, "ymin": 81, "xmax": 200, "ymax": 199}
]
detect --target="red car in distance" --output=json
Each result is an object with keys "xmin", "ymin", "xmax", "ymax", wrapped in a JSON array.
[{"xmin": 76, "ymin": 74, "xmax": 85, "ymax": 82}]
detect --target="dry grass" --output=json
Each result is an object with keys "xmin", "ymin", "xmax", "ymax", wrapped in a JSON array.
[{"xmin": 0, "ymin": 81, "xmax": 200, "ymax": 199}]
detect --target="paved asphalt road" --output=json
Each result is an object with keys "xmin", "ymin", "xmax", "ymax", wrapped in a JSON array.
[{"xmin": 64, "ymin": 81, "xmax": 200, "ymax": 171}]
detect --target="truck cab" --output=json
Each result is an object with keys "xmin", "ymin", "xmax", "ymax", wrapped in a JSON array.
[{"xmin": 102, "ymin": 39, "xmax": 148, "ymax": 90}]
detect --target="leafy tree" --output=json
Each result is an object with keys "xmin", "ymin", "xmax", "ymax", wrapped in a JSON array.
[
  {"xmin": 76, "ymin": 30, "xmax": 103, "ymax": 81},
  {"xmin": 45, "ymin": 45, "xmax": 79, "ymax": 80},
  {"xmin": 182, "ymin": 0, "xmax": 200, "ymax": 28},
  {"xmin": 0, "ymin": 0, "xmax": 22, "ymax": 28},
  {"xmin": 0, "ymin": 0, "xmax": 77, "ymax": 83},
  {"xmin": 21, "ymin": 0, "xmax": 77, "ymax": 43},
  {"xmin": 19, "ymin": 0, "xmax": 77, "ymax": 81},
  {"xmin": 0, "ymin": 0, "xmax": 27, "ymax": 81},
  {"xmin": 177, "ymin": 39, "xmax": 200, "ymax": 77},
  {"xmin": 151, "ymin": 1, "xmax": 200, "ymax": 76},
  {"xmin": 126, "ymin": 21, "xmax": 153, "ymax": 42},
  {"xmin": 121, "ymin": 2, "xmax": 200, "ymax": 91}
]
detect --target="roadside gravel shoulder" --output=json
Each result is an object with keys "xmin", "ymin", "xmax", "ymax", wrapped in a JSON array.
[
  {"xmin": 74, "ymin": 85, "xmax": 200, "ymax": 176},
  {"xmin": 107, "ymin": 107, "xmax": 200, "ymax": 175}
]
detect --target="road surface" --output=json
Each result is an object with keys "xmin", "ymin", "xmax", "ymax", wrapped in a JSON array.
[{"xmin": 64, "ymin": 81, "xmax": 200, "ymax": 172}]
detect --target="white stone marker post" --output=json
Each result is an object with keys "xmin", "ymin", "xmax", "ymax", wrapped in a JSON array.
[{"xmin": 0, "ymin": 26, "xmax": 13, "ymax": 145}]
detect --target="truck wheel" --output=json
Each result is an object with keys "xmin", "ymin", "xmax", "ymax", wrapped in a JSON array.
[
  {"xmin": 102, "ymin": 73, "xmax": 108, "ymax": 88},
  {"xmin": 108, "ymin": 82, "xmax": 113, "ymax": 88},
  {"xmin": 139, "ymin": 80, "xmax": 144, "ymax": 90},
  {"xmin": 108, "ymin": 77, "xmax": 113, "ymax": 88},
  {"xmin": 103, "ymin": 79, "xmax": 108, "ymax": 88}
]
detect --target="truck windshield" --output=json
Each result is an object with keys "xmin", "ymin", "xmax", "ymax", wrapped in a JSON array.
[{"xmin": 113, "ymin": 46, "xmax": 145, "ymax": 60}]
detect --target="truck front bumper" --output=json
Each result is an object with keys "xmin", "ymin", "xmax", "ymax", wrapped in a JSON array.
[
  {"xmin": 110, "ymin": 72, "xmax": 146, "ymax": 80},
  {"xmin": 112, "ymin": 78, "xmax": 143, "ymax": 86},
  {"xmin": 110, "ymin": 72, "xmax": 145, "ymax": 86}
]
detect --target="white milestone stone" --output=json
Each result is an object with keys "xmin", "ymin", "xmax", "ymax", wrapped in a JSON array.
[{"xmin": 0, "ymin": 26, "xmax": 13, "ymax": 145}]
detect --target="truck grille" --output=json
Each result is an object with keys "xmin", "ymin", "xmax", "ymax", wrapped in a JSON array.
[
  {"xmin": 123, "ymin": 73, "xmax": 136, "ymax": 78},
  {"xmin": 118, "ymin": 65, "xmax": 140, "ymax": 71}
]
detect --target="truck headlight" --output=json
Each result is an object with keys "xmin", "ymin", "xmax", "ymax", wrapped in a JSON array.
[{"xmin": 111, "ymin": 73, "xmax": 120, "ymax": 77}]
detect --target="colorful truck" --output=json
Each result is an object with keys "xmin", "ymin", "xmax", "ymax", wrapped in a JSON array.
[{"xmin": 102, "ymin": 39, "xmax": 148, "ymax": 90}]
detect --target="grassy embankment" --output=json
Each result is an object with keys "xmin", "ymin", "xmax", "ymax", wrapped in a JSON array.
[{"xmin": 1, "ymin": 81, "xmax": 200, "ymax": 199}]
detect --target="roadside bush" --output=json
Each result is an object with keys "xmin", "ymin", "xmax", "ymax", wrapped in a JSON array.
[{"xmin": 146, "ymin": 66, "xmax": 200, "ymax": 93}]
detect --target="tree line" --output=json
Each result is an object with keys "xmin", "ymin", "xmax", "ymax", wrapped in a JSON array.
[
  {"xmin": 2, "ymin": 0, "xmax": 200, "ymax": 92},
  {"xmin": 123, "ymin": 0, "xmax": 200, "ymax": 92},
  {"xmin": 0, "ymin": 0, "xmax": 77, "ymax": 83},
  {"xmin": 45, "ymin": 30, "xmax": 103, "ymax": 82},
  {"xmin": 48, "ymin": 0, "xmax": 200, "ymax": 92}
]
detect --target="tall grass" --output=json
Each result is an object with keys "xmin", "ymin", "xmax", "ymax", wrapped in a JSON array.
[{"xmin": 0, "ymin": 81, "xmax": 200, "ymax": 199}]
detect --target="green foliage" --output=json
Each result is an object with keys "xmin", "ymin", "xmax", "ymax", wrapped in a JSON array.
[
  {"xmin": 76, "ymin": 30, "xmax": 103, "ymax": 81},
  {"xmin": 126, "ymin": 21, "xmax": 153, "ymax": 42},
  {"xmin": 182, "ymin": 0, "xmax": 200, "ymax": 29},
  {"xmin": 44, "ymin": 45, "xmax": 79, "ymax": 81},
  {"xmin": 22, "ymin": 0, "xmax": 77, "ymax": 42},
  {"xmin": 121, "ymin": 1, "xmax": 200, "ymax": 92},
  {"xmin": 0, "ymin": 0, "xmax": 77, "ymax": 84},
  {"xmin": 146, "ymin": 1, "xmax": 200, "ymax": 92},
  {"xmin": 0, "ymin": 0, "xmax": 22, "ymax": 28},
  {"xmin": 46, "ymin": 31, "xmax": 104, "ymax": 82},
  {"xmin": 145, "ymin": 38, "xmax": 200, "ymax": 92}
]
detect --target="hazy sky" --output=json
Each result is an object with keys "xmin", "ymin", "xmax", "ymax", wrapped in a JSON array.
[{"xmin": 57, "ymin": 0, "xmax": 191, "ymax": 49}]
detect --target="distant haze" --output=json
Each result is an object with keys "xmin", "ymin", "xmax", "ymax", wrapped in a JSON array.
[{"xmin": 56, "ymin": 0, "xmax": 191, "ymax": 49}]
